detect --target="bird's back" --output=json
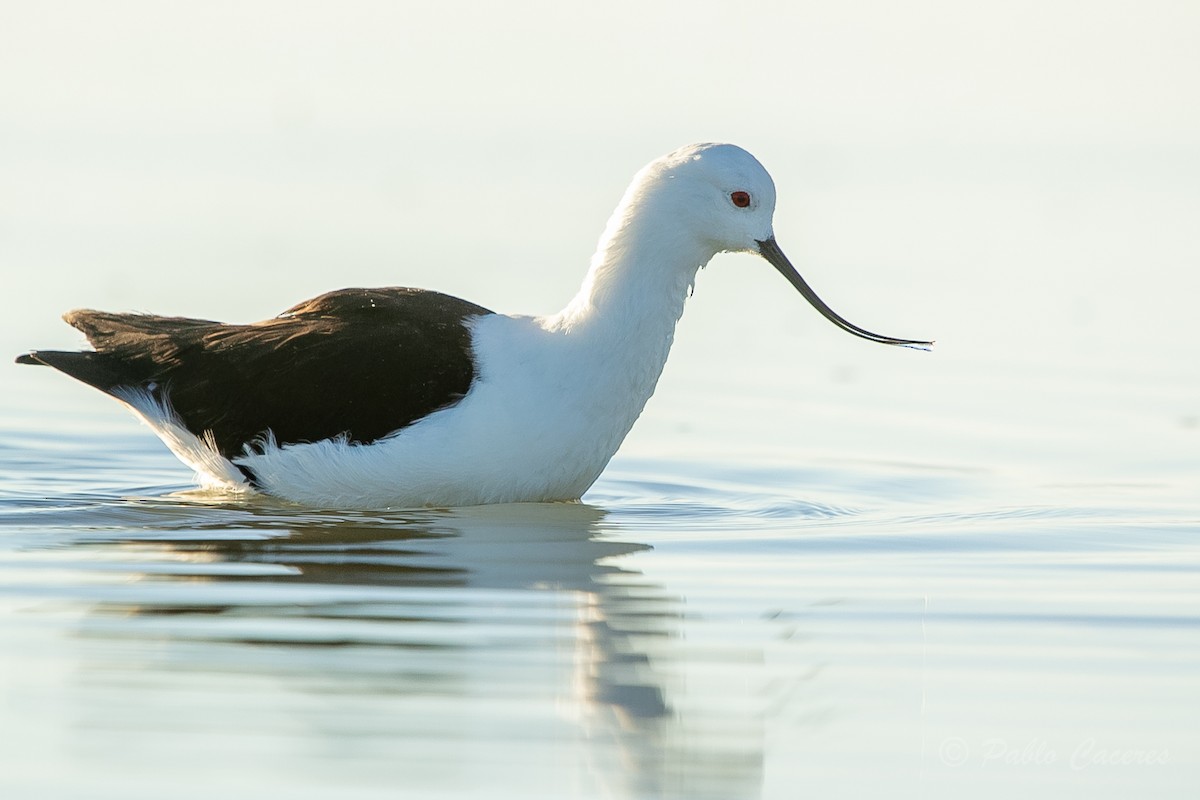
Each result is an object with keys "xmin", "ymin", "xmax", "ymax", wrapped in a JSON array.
[{"xmin": 17, "ymin": 287, "xmax": 495, "ymax": 459}]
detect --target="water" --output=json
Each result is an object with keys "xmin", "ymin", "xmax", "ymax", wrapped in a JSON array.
[
  {"xmin": 3, "ymin": 2, "xmax": 1200, "ymax": 797},
  {"xmin": 2, "ymin": 397, "xmax": 1196, "ymax": 799}
]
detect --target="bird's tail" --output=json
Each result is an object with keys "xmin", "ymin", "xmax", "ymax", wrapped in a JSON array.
[{"xmin": 14, "ymin": 350, "xmax": 137, "ymax": 393}]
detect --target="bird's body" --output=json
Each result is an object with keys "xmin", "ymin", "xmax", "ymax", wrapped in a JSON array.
[{"xmin": 17, "ymin": 143, "xmax": 931, "ymax": 509}]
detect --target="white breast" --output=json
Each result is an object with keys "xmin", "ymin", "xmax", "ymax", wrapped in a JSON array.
[{"xmin": 233, "ymin": 309, "xmax": 675, "ymax": 509}]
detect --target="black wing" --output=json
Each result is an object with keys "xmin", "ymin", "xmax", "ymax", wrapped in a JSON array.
[{"xmin": 16, "ymin": 287, "xmax": 494, "ymax": 458}]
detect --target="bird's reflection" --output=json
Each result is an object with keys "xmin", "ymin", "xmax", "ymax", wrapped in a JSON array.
[{"xmin": 46, "ymin": 495, "xmax": 763, "ymax": 799}]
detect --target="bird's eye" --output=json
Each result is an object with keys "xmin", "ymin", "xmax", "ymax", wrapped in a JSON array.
[{"xmin": 730, "ymin": 191, "xmax": 751, "ymax": 208}]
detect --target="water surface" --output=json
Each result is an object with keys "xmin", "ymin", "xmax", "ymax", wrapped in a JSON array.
[
  {"xmin": 1, "ymin": 411, "xmax": 1196, "ymax": 799},
  {"xmin": 2, "ymin": 3, "xmax": 1199, "ymax": 796}
]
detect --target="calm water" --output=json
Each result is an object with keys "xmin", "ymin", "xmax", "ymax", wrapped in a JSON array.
[
  {"xmin": 3, "ymin": 167, "xmax": 1200, "ymax": 800},
  {"xmin": 3, "ymin": 3, "xmax": 1200, "ymax": 796},
  {"xmin": 1, "ymin": 379, "xmax": 1197, "ymax": 799}
]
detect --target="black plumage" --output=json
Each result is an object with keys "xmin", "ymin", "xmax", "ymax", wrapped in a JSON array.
[{"xmin": 16, "ymin": 287, "xmax": 494, "ymax": 458}]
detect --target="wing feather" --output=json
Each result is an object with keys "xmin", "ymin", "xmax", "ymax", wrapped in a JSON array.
[{"xmin": 18, "ymin": 287, "xmax": 494, "ymax": 458}]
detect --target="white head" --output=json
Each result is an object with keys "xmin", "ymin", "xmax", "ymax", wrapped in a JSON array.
[
  {"xmin": 628, "ymin": 142, "xmax": 779, "ymax": 256},
  {"xmin": 604, "ymin": 142, "xmax": 932, "ymax": 349},
  {"xmin": 577, "ymin": 143, "xmax": 931, "ymax": 349}
]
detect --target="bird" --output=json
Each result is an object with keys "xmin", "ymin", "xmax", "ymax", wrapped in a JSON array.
[{"xmin": 16, "ymin": 143, "xmax": 932, "ymax": 509}]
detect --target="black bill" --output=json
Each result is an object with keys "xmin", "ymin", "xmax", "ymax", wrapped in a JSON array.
[{"xmin": 756, "ymin": 237, "xmax": 933, "ymax": 349}]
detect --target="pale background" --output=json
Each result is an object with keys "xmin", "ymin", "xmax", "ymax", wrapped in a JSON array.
[
  {"xmin": 1, "ymin": 4, "xmax": 1199, "ymax": 799},
  {"xmin": 3, "ymin": 0, "xmax": 1197, "ymax": 489}
]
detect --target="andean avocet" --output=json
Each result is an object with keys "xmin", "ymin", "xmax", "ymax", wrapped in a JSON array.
[{"xmin": 16, "ymin": 143, "xmax": 932, "ymax": 508}]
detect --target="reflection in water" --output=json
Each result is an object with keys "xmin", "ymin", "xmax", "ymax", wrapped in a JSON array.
[
  {"xmin": 2, "ymin": 497, "xmax": 765, "ymax": 799},
  {"xmin": 5, "ymin": 473, "xmax": 1197, "ymax": 799}
]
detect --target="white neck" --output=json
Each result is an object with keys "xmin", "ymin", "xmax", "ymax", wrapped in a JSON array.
[{"xmin": 542, "ymin": 202, "xmax": 717, "ymax": 416}]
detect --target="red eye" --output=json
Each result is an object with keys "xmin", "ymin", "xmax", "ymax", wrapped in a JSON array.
[{"xmin": 730, "ymin": 191, "xmax": 751, "ymax": 208}]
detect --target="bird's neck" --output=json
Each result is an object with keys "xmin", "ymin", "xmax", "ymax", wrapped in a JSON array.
[{"xmin": 544, "ymin": 212, "xmax": 715, "ymax": 398}]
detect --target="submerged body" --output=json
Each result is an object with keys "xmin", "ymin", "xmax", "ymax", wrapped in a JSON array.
[
  {"xmin": 17, "ymin": 143, "xmax": 930, "ymax": 509},
  {"xmin": 244, "ymin": 296, "xmax": 686, "ymax": 508}
]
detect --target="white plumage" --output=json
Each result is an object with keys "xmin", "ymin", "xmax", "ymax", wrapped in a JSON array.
[
  {"xmin": 219, "ymin": 143, "xmax": 760, "ymax": 506},
  {"xmin": 26, "ymin": 142, "xmax": 930, "ymax": 508}
]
